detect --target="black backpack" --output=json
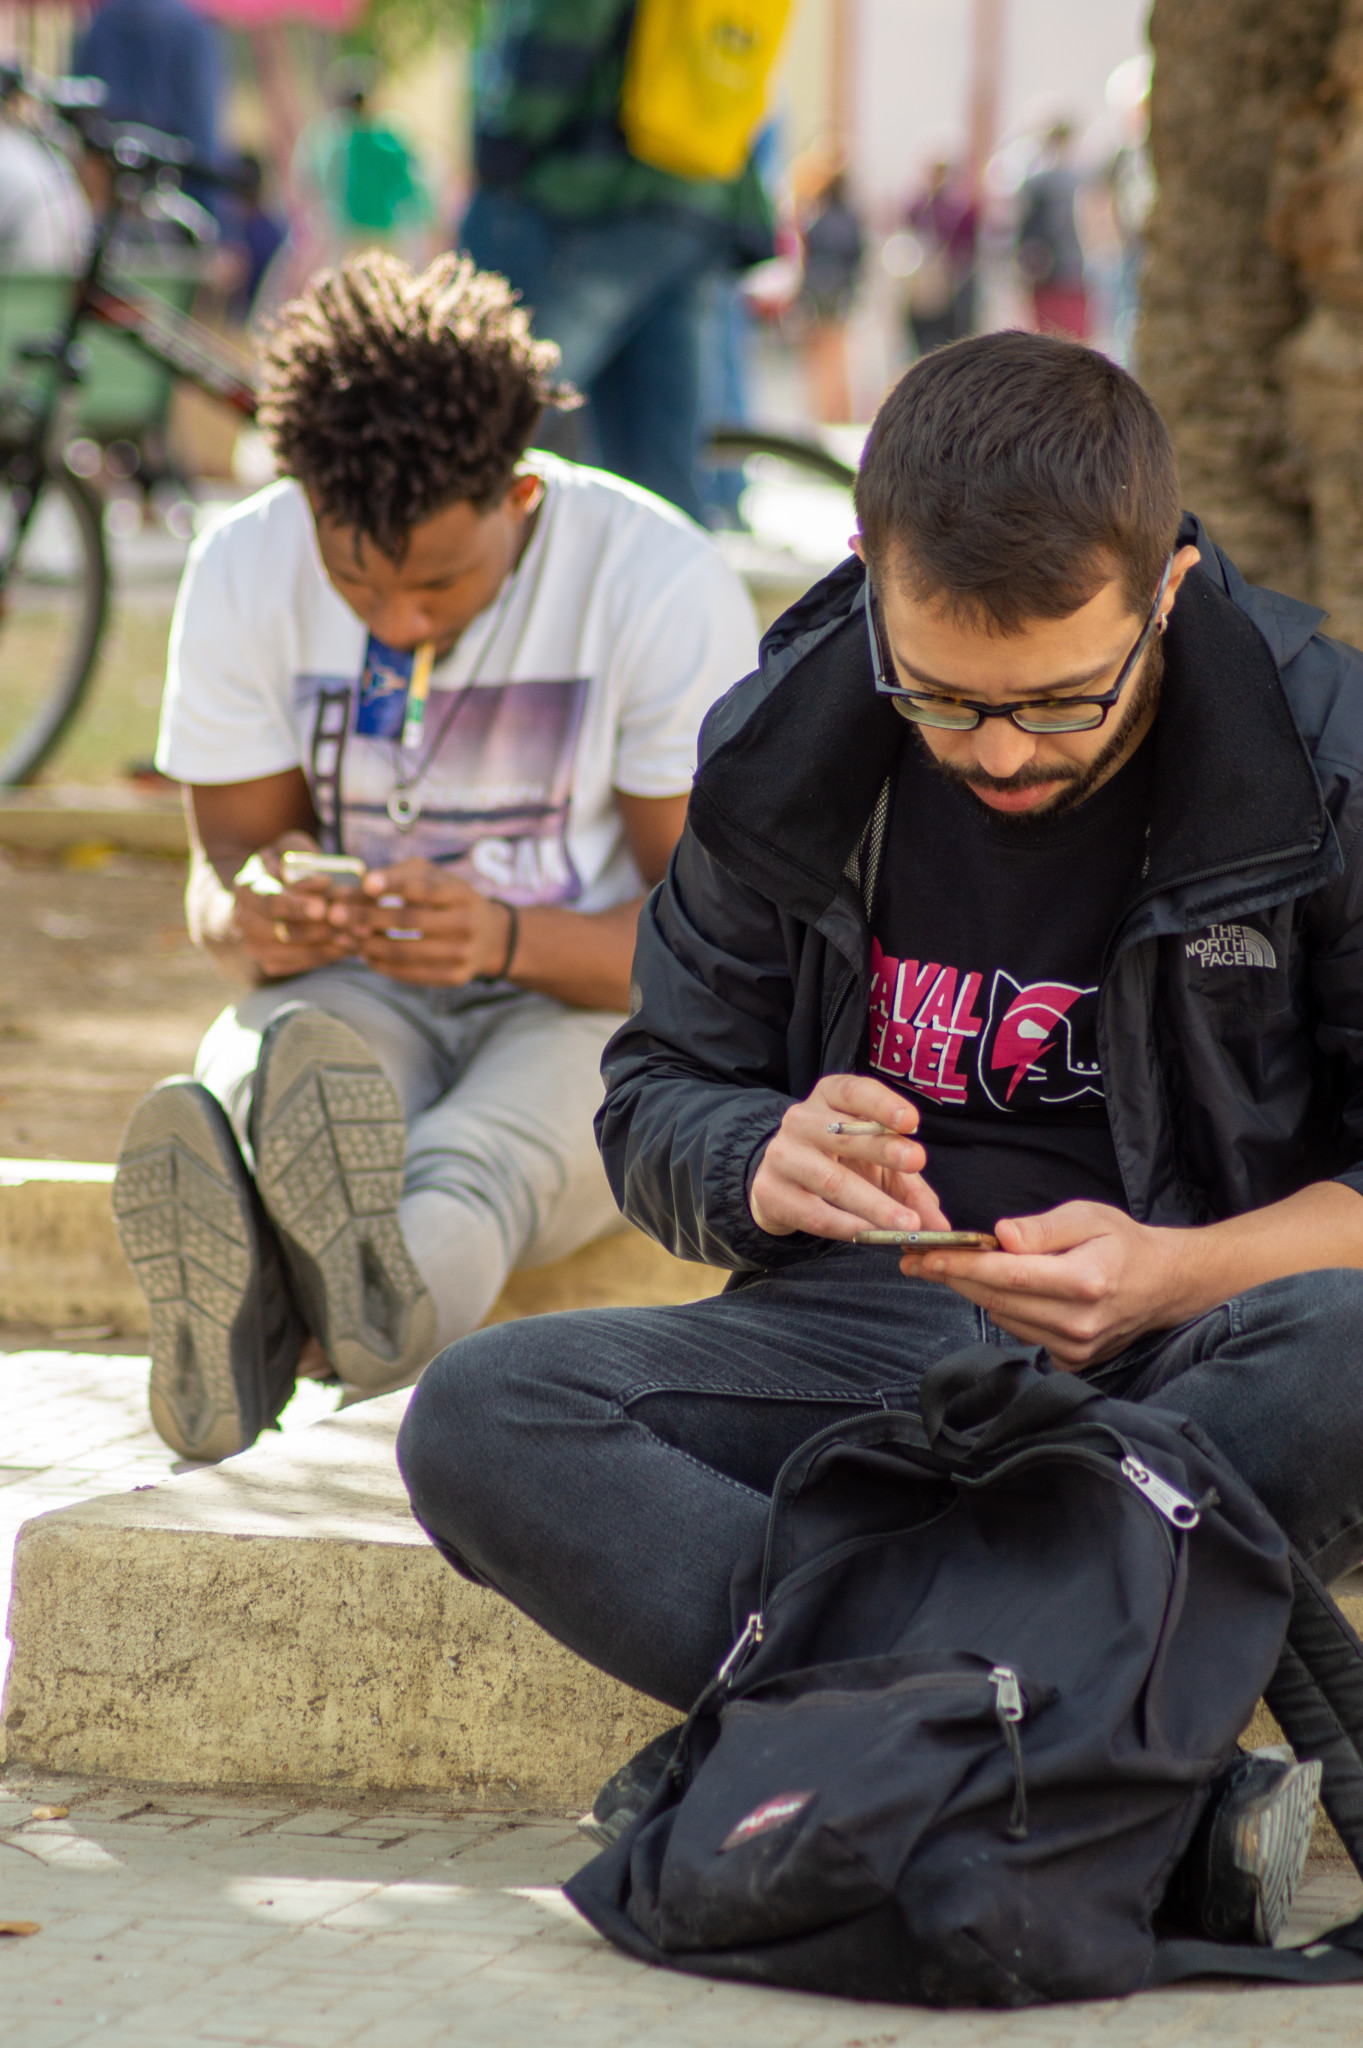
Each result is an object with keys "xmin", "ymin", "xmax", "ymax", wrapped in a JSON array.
[{"xmin": 567, "ymin": 1346, "xmax": 1363, "ymax": 2005}]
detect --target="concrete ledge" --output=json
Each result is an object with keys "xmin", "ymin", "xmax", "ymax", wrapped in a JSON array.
[
  {"xmin": 2, "ymin": 1391, "xmax": 675, "ymax": 1805},
  {"xmin": 0, "ymin": 1159, "xmax": 726, "ymax": 1332},
  {"xmin": 0, "ymin": 792, "xmax": 187, "ymax": 855},
  {"xmin": 0, "ymin": 1161, "xmax": 145, "ymax": 1330}
]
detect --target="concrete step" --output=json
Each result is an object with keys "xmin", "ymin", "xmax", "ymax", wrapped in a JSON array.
[
  {"xmin": 2, "ymin": 1389, "xmax": 674, "ymax": 1807},
  {"xmin": 1, "ymin": 1160, "xmax": 726, "ymax": 1805},
  {"xmin": 0, "ymin": 789, "xmax": 188, "ymax": 856},
  {"xmin": 9, "ymin": 1364, "xmax": 1362, "ymax": 1813},
  {"xmin": 0, "ymin": 1157, "xmax": 726, "ymax": 1334}
]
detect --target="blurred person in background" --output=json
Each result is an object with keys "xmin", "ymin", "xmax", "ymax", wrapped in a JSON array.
[
  {"xmin": 461, "ymin": 0, "xmax": 782, "ymax": 523},
  {"xmin": 220, "ymin": 152, "xmax": 288, "ymax": 325},
  {"xmin": 1103, "ymin": 78, "xmax": 1153, "ymax": 368},
  {"xmin": 794, "ymin": 145, "xmax": 863, "ymax": 424},
  {"xmin": 0, "ymin": 89, "xmax": 90, "ymax": 268},
  {"xmin": 1016, "ymin": 119, "xmax": 1088, "ymax": 342},
  {"xmin": 292, "ymin": 58, "xmax": 434, "ymax": 275},
  {"xmin": 902, "ymin": 156, "xmax": 978, "ymax": 359},
  {"xmin": 73, "ymin": 0, "xmax": 222, "ymax": 180}
]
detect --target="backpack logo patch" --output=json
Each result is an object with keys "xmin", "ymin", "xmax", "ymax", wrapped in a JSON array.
[
  {"xmin": 1184, "ymin": 923, "xmax": 1277, "ymax": 970},
  {"xmin": 719, "ymin": 1790, "xmax": 815, "ymax": 1853}
]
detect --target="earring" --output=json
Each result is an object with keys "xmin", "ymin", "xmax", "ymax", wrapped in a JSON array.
[{"xmin": 1156, "ymin": 615, "xmax": 1168, "ymax": 635}]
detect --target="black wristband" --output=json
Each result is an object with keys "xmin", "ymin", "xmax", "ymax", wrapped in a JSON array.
[{"xmin": 480, "ymin": 898, "xmax": 519, "ymax": 983}]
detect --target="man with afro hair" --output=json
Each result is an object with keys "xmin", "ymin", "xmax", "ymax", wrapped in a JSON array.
[{"xmin": 113, "ymin": 249, "xmax": 758, "ymax": 1462}]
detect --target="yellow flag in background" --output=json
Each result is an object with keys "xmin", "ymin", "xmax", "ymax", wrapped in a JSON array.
[{"xmin": 621, "ymin": 0, "xmax": 794, "ymax": 183}]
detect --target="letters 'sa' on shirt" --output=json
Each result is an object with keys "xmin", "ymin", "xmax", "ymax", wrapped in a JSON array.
[
  {"xmin": 865, "ymin": 734, "xmax": 1155, "ymax": 1231},
  {"xmin": 156, "ymin": 454, "xmax": 759, "ymax": 913}
]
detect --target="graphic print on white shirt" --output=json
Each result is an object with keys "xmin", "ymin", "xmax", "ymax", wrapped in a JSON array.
[{"xmin": 298, "ymin": 660, "xmax": 589, "ymax": 901}]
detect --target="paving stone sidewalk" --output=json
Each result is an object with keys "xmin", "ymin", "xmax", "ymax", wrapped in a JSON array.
[
  {"xmin": 3, "ymin": 1338, "xmax": 1363, "ymax": 2048},
  {"xmin": 1, "ymin": 1774, "xmax": 1361, "ymax": 2048}
]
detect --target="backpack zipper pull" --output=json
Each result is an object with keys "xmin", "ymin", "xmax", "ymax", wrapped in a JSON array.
[
  {"xmin": 716, "ymin": 1611, "xmax": 764, "ymax": 1686},
  {"xmin": 990, "ymin": 1665, "xmax": 1029, "ymax": 1841},
  {"xmin": 1120, "ymin": 1455, "xmax": 1201, "ymax": 1527},
  {"xmin": 990, "ymin": 1665, "xmax": 1024, "ymax": 1722}
]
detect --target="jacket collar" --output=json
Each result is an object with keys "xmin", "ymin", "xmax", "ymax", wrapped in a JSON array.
[{"xmin": 689, "ymin": 542, "xmax": 1336, "ymax": 931}]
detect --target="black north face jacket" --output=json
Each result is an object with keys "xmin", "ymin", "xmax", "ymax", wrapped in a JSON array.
[{"xmin": 597, "ymin": 517, "xmax": 1363, "ymax": 1272}]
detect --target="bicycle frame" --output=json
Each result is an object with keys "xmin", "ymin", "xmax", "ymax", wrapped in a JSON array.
[{"xmin": 0, "ymin": 144, "xmax": 257, "ymax": 588}]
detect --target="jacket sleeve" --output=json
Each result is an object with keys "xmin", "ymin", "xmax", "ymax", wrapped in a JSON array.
[
  {"xmin": 596, "ymin": 827, "xmax": 828, "ymax": 1272},
  {"xmin": 1308, "ymin": 827, "xmax": 1363, "ymax": 1205},
  {"xmin": 1293, "ymin": 637, "xmax": 1363, "ymax": 1201}
]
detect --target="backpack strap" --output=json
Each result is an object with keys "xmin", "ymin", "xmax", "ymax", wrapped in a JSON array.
[
  {"xmin": 1148, "ymin": 1912, "xmax": 1363, "ymax": 1986},
  {"xmin": 1265, "ymin": 1550, "xmax": 1363, "ymax": 1876}
]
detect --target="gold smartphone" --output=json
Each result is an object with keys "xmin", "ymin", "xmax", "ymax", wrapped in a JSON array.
[
  {"xmin": 854, "ymin": 1230, "xmax": 999, "ymax": 1249},
  {"xmin": 280, "ymin": 851, "xmax": 367, "ymax": 888}
]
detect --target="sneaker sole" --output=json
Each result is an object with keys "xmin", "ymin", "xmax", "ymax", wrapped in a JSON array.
[
  {"xmin": 252, "ymin": 1009, "xmax": 436, "ymax": 1387},
  {"xmin": 1233, "ymin": 1757, "xmax": 1323, "ymax": 1945},
  {"xmin": 113, "ymin": 1082, "xmax": 271, "ymax": 1462}
]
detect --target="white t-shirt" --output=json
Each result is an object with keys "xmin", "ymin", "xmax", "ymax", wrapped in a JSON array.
[{"xmin": 157, "ymin": 456, "xmax": 759, "ymax": 913}]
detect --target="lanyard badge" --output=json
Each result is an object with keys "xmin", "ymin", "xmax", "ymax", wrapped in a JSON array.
[{"xmin": 354, "ymin": 634, "xmax": 437, "ymax": 743}]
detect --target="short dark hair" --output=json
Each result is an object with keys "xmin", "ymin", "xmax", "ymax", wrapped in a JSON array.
[
  {"xmin": 257, "ymin": 250, "xmax": 575, "ymax": 555},
  {"xmin": 854, "ymin": 332, "xmax": 1181, "ymax": 632}
]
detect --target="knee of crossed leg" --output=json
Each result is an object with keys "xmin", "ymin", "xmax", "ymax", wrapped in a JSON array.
[{"xmin": 397, "ymin": 1324, "xmax": 524, "ymax": 1550}]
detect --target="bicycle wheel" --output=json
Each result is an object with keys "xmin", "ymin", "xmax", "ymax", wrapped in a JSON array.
[
  {"xmin": 0, "ymin": 459, "xmax": 109, "ymax": 785},
  {"xmin": 699, "ymin": 426, "xmax": 859, "ymax": 570}
]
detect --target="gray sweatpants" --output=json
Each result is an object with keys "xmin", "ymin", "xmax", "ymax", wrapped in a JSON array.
[{"xmin": 194, "ymin": 962, "xmax": 627, "ymax": 1353}]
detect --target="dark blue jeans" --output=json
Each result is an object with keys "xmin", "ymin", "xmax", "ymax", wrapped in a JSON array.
[
  {"xmin": 398, "ymin": 1247, "xmax": 1363, "ymax": 1711},
  {"xmin": 460, "ymin": 188, "xmax": 720, "ymax": 521}
]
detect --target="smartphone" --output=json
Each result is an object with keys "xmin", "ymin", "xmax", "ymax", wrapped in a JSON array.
[
  {"xmin": 854, "ymin": 1230, "xmax": 999, "ymax": 1250},
  {"xmin": 280, "ymin": 851, "xmax": 367, "ymax": 888}
]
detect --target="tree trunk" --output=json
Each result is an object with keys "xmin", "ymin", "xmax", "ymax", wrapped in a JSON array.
[
  {"xmin": 1269, "ymin": 3, "xmax": 1363, "ymax": 643},
  {"xmin": 1141, "ymin": 0, "xmax": 1340, "ymax": 600}
]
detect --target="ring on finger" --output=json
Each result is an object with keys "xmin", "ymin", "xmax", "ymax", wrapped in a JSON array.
[{"xmin": 273, "ymin": 920, "xmax": 289, "ymax": 944}]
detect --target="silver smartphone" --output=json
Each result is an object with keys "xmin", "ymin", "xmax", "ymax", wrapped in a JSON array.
[{"xmin": 854, "ymin": 1230, "xmax": 999, "ymax": 1249}]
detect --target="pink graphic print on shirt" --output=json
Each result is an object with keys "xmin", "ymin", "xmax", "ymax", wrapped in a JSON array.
[{"xmin": 869, "ymin": 942, "xmax": 1105, "ymax": 1111}]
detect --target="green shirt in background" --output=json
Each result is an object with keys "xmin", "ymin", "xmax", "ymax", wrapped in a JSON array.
[{"xmin": 472, "ymin": 0, "xmax": 773, "ymax": 256}]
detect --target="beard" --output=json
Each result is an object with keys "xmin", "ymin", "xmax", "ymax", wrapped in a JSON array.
[{"xmin": 918, "ymin": 638, "xmax": 1164, "ymax": 828}]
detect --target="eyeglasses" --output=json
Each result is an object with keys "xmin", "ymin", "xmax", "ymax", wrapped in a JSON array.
[{"xmin": 865, "ymin": 554, "xmax": 1174, "ymax": 734}]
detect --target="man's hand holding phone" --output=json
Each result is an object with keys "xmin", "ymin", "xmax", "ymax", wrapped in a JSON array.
[
  {"xmin": 899, "ymin": 1200, "xmax": 1185, "ymax": 1370},
  {"xmin": 233, "ymin": 836, "xmax": 364, "ymax": 979},
  {"xmin": 353, "ymin": 858, "xmax": 515, "ymax": 986},
  {"xmin": 748, "ymin": 1074, "xmax": 951, "ymax": 1240}
]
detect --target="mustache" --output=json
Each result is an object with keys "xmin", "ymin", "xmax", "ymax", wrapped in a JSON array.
[{"xmin": 945, "ymin": 759, "xmax": 1083, "ymax": 793}]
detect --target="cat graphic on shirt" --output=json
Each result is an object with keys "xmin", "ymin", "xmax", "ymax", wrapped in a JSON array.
[{"xmin": 869, "ymin": 943, "xmax": 1104, "ymax": 1113}]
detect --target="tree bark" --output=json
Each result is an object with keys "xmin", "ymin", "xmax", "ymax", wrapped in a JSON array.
[
  {"xmin": 1268, "ymin": 2, "xmax": 1363, "ymax": 642},
  {"xmin": 1142, "ymin": 0, "xmax": 1341, "ymax": 600}
]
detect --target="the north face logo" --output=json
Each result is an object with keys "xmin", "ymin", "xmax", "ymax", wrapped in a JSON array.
[{"xmin": 1185, "ymin": 923, "xmax": 1277, "ymax": 969}]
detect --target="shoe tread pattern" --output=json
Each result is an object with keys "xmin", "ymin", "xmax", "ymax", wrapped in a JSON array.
[
  {"xmin": 113, "ymin": 1083, "xmax": 255, "ymax": 1462},
  {"xmin": 255, "ymin": 1011, "xmax": 434, "ymax": 1384}
]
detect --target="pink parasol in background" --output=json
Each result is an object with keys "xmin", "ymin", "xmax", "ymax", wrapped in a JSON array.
[{"xmin": 187, "ymin": 0, "xmax": 362, "ymax": 24}]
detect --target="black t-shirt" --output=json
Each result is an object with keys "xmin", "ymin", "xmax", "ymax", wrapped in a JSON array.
[{"xmin": 864, "ymin": 734, "xmax": 1155, "ymax": 1231}]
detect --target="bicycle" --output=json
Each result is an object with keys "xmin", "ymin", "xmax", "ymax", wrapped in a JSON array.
[
  {"xmin": 0, "ymin": 66, "xmax": 255, "ymax": 785},
  {"xmin": 0, "ymin": 64, "xmax": 859, "ymax": 789},
  {"xmin": 698, "ymin": 424, "xmax": 859, "ymax": 595}
]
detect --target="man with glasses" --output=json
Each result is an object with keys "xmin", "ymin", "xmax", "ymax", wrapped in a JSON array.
[{"xmin": 399, "ymin": 333, "xmax": 1363, "ymax": 1938}]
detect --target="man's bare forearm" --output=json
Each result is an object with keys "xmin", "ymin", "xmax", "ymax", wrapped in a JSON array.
[
  {"xmin": 505, "ymin": 898, "xmax": 643, "ymax": 1012},
  {"xmin": 1160, "ymin": 1180, "xmax": 1363, "ymax": 1323}
]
